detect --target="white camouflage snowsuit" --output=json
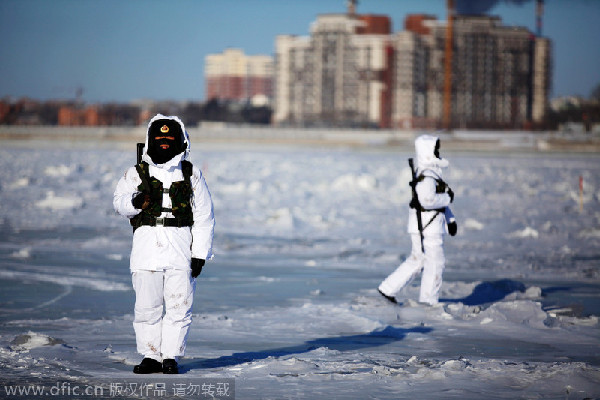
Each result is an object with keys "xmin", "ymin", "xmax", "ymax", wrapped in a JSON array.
[
  {"xmin": 113, "ymin": 114, "xmax": 214, "ymax": 361},
  {"xmin": 379, "ymin": 135, "xmax": 454, "ymax": 305}
]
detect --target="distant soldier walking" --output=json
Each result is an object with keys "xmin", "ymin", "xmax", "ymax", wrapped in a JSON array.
[{"xmin": 379, "ymin": 135, "xmax": 457, "ymax": 306}]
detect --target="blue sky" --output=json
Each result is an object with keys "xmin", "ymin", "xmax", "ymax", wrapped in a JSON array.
[{"xmin": 1, "ymin": 0, "xmax": 598, "ymax": 103}]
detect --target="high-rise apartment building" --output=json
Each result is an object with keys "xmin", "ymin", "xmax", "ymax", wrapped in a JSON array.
[
  {"xmin": 205, "ymin": 48, "xmax": 274, "ymax": 104},
  {"xmin": 275, "ymin": 14, "xmax": 393, "ymax": 128}
]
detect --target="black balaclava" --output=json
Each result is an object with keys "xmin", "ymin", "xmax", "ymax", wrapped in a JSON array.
[
  {"xmin": 434, "ymin": 139, "xmax": 441, "ymax": 159},
  {"xmin": 147, "ymin": 119, "xmax": 186, "ymax": 165}
]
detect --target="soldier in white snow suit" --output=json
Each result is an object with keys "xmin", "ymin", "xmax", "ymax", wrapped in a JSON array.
[
  {"xmin": 113, "ymin": 114, "xmax": 214, "ymax": 374},
  {"xmin": 378, "ymin": 135, "xmax": 457, "ymax": 306}
]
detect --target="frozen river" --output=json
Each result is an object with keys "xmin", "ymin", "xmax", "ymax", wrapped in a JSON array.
[{"xmin": 0, "ymin": 139, "xmax": 598, "ymax": 399}]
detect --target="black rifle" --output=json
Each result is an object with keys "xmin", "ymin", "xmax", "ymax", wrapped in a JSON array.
[
  {"xmin": 408, "ymin": 158, "xmax": 425, "ymax": 253},
  {"xmin": 136, "ymin": 143, "xmax": 145, "ymax": 165}
]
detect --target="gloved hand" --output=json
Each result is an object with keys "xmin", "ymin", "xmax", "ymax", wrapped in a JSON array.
[
  {"xmin": 132, "ymin": 192, "xmax": 151, "ymax": 210},
  {"xmin": 447, "ymin": 221, "xmax": 457, "ymax": 236},
  {"xmin": 447, "ymin": 188, "xmax": 454, "ymax": 203},
  {"xmin": 191, "ymin": 258, "xmax": 205, "ymax": 278}
]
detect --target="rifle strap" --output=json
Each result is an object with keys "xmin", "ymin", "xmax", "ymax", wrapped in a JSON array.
[{"xmin": 422, "ymin": 211, "xmax": 441, "ymax": 231}]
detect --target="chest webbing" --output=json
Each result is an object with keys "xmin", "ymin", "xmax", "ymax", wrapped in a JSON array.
[
  {"xmin": 130, "ymin": 161, "xmax": 194, "ymax": 230},
  {"xmin": 409, "ymin": 171, "xmax": 449, "ymax": 229}
]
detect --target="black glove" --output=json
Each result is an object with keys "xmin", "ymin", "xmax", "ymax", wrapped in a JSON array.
[
  {"xmin": 191, "ymin": 258, "xmax": 205, "ymax": 278},
  {"xmin": 448, "ymin": 221, "xmax": 457, "ymax": 236},
  {"xmin": 132, "ymin": 192, "xmax": 150, "ymax": 209},
  {"xmin": 447, "ymin": 188, "xmax": 454, "ymax": 203}
]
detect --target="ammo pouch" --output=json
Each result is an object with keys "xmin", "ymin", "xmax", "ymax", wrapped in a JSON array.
[{"xmin": 130, "ymin": 161, "xmax": 194, "ymax": 231}]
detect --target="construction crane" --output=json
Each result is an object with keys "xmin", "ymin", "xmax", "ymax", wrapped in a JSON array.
[
  {"xmin": 443, "ymin": 0, "xmax": 454, "ymax": 131},
  {"xmin": 347, "ymin": 0, "xmax": 357, "ymax": 15},
  {"xmin": 536, "ymin": 0, "xmax": 544, "ymax": 36}
]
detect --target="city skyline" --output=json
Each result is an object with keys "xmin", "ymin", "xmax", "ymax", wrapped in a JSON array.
[
  {"xmin": 274, "ymin": 13, "xmax": 551, "ymax": 129},
  {"xmin": 1, "ymin": 0, "xmax": 599, "ymax": 103}
]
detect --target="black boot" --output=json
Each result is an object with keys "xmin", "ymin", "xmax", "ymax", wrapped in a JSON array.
[
  {"xmin": 162, "ymin": 359, "xmax": 179, "ymax": 374},
  {"xmin": 133, "ymin": 358, "xmax": 162, "ymax": 374},
  {"xmin": 378, "ymin": 289, "xmax": 397, "ymax": 304}
]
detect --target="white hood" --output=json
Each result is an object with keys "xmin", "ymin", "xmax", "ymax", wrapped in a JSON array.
[
  {"xmin": 141, "ymin": 114, "xmax": 191, "ymax": 169},
  {"xmin": 415, "ymin": 134, "xmax": 449, "ymax": 175}
]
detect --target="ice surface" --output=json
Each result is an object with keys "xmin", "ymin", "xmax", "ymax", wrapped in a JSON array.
[
  {"xmin": 0, "ymin": 139, "xmax": 598, "ymax": 399},
  {"xmin": 35, "ymin": 191, "xmax": 84, "ymax": 211}
]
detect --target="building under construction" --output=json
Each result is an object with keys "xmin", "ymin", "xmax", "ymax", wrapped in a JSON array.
[
  {"xmin": 274, "ymin": 3, "xmax": 552, "ymax": 129},
  {"xmin": 394, "ymin": 14, "xmax": 551, "ymax": 129}
]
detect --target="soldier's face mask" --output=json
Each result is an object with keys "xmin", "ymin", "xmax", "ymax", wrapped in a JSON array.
[
  {"xmin": 147, "ymin": 120, "xmax": 186, "ymax": 164},
  {"xmin": 434, "ymin": 139, "xmax": 441, "ymax": 159}
]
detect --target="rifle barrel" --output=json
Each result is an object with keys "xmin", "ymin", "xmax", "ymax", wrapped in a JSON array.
[{"xmin": 136, "ymin": 143, "xmax": 144, "ymax": 165}]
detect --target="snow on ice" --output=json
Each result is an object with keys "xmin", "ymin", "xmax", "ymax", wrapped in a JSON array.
[{"xmin": 0, "ymin": 139, "xmax": 598, "ymax": 399}]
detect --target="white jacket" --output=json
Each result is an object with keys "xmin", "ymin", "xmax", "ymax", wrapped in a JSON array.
[
  {"xmin": 407, "ymin": 135, "xmax": 453, "ymax": 236},
  {"xmin": 113, "ymin": 114, "xmax": 215, "ymax": 271}
]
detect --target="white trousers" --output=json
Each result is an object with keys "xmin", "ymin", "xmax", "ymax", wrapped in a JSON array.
[
  {"xmin": 131, "ymin": 269, "xmax": 195, "ymax": 361},
  {"xmin": 379, "ymin": 234, "xmax": 445, "ymax": 305}
]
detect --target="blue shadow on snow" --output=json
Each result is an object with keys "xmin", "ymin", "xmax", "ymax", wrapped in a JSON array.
[
  {"xmin": 440, "ymin": 279, "xmax": 526, "ymax": 306},
  {"xmin": 181, "ymin": 325, "xmax": 432, "ymax": 372}
]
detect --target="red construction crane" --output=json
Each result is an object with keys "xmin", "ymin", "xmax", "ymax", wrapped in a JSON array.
[{"xmin": 443, "ymin": 0, "xmax": 454, "ymax": 130}]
